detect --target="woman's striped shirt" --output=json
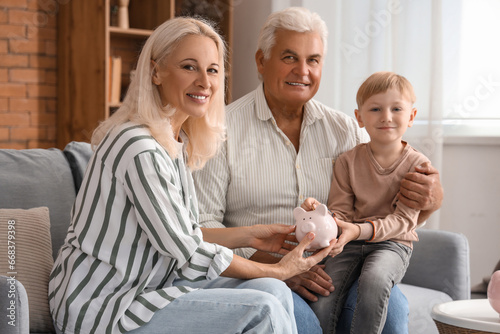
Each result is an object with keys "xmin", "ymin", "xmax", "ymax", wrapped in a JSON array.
[{"xmin": 48, "ymin": 122, "xmax": 233, "ymax": 334}]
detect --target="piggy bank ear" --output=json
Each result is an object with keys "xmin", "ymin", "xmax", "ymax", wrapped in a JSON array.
[
  {"xmin": 293, "ymin": 207, "xmax": 306, "ymax": 220},
  {"xmin": 315, "ymin": 204, "xmax": 328, "ymax": 216}
]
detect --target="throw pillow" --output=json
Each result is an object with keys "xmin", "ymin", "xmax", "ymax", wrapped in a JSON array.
[{"xmin": 0, "ymin": 207, "xmax": 55, "ymax": 333}]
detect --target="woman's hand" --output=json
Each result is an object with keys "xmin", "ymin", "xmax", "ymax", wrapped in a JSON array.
[
  {"xmin": 276, "ymin": 232, "xmax": 336, "ymax": 281},
  {"xmin": 328, "ymin": 218, "xmax": 359, "ymax": 257},
  {"xmin": 201, "ymin": 225, "xmax": 295, "ymax": 251},
  {"xmin": 248, "ymin": 224, "xmax": 297, "ymax": 255},
  {"xmin": 221, "ymin": 232, "xmax": 335, "ymax": 281}
]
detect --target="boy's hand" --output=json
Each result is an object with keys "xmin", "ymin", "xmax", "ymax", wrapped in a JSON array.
[
  {"xmin": 328, "ymin": 218, "xmax": 360, "ymax": 257},
  {"xmin": 301, "ymin": 197, "xmax": 321, "ymax": 211}
]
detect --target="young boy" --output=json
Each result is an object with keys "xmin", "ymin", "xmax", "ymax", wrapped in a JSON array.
[{"xmin": 302, "ymin": 71, "xmax": 430, "ymax": 334}]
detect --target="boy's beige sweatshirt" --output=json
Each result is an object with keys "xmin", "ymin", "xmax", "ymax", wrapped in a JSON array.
[{"xmin": 327, "ymin": 142, "xmax": 429, "ymax": 248}]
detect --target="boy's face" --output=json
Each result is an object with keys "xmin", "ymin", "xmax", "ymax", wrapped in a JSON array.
[{"xmin": 355, "ymin": 88, "xmax": 417, "ymax": 145}]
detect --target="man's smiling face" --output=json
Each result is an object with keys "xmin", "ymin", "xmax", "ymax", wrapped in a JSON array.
[{"xmin": 256, "ymin": 29, "xmax": 324, "ymax": 113}]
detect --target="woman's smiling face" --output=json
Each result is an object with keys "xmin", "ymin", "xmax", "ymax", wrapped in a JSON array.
[{"xmin": 153, "ymin": 34, "xmax": 220, "ymax": 120}]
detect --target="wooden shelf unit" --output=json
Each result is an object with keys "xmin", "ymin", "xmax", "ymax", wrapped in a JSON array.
[{"xmin": 57, "ymin": 0, "xmax": 233, "ymax": 148}]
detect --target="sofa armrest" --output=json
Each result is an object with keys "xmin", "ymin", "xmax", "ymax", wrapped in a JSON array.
[
  {"xmin": 0, "ymin": 276, "xmax": 30, "ymax": 334},
  {"xmin": 402, "ymin": 229, "xmax": 470, "ymax": 300}
]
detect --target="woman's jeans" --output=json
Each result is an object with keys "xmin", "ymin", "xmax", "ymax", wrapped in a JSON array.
[
  {"xmin": 126, "ymin": 277, "xmax": 299, "ymax": 334},
  {"xmin": 310, "ymin": 241, "xmax": 412, "ymax": 334}
]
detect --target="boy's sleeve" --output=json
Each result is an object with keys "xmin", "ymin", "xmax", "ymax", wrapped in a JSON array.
[
  {"xmin": 365, "ymin": 154, "xmax": 431, "ymax": 243},
  {"xmin": 327, "ymin": 154, "xmax": 355, "ymax": 222}
]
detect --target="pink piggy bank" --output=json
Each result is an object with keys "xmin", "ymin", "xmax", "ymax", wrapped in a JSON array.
[{"xmin": 293, "ymin": 204, "xmax": 338, "ymax": 250}]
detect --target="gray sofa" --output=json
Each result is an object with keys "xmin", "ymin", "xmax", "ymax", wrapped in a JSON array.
[{"xmin": 0, "ymin": 142, "xmax": 470, "ymax": 334}]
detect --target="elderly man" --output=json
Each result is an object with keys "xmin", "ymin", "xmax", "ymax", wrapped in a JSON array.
[{"xmin": 194, "ymin": 7, "xmax": 442, "ymax": 334}]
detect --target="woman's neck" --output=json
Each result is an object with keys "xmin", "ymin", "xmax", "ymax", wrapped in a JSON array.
[{"xmin": 170, "ymin": 113, "xmax": 189, "ymax": 142}]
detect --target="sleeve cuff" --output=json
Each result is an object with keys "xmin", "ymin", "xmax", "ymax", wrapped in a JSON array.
[
  {"xmin": 206, "ymin": 245, "xmax": 234, "ymax": 280},
  {"xmin": 356, "ymin": 221, "xmax": 375, "ymax": 241}
]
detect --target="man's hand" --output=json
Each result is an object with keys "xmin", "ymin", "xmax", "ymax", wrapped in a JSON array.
[
  {"xmin": 284, "ymin": 265, "xmax": 335, "ymax": 302},
  {"xmin": 399, "ymin": 162, "xmax": 443, "ymax": 223}
]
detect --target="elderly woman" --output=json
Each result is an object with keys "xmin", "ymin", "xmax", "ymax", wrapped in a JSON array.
[{"xmin": 48, "ymin": 17, "xmax": 333, "ymax": 334}]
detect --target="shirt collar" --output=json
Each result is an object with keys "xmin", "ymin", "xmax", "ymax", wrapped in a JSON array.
[
  {"xmin": 254, "ymin": 83, "xmax": 325, "ymax": 125},
  {"xmin": 255, "ymin": 83, "xmax": 273, "ymax": 121}
]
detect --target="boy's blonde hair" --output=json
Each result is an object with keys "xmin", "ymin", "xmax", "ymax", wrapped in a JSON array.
[{"xmin": 356, "ymin": 71, "xmax": 416, "ymax": 108}]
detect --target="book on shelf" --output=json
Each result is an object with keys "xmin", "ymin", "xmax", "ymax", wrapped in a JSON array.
[{"xmin": 109, "ymin": 56, "xmax": 122, "ymax": 105}]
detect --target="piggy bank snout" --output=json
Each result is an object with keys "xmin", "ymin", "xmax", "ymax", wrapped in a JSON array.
[{"xmin": 299, "ymin": 221, "xmax": 316, "ymax": 234}]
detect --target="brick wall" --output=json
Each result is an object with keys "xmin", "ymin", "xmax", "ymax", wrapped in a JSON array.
[{"xmin": 0, "ymin": 0, "xmax": 57, "ymax": 149}]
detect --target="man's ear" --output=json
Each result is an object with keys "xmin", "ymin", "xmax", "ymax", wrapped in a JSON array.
[
  {"xmin": 408, "ymin": 108, "xmax": 417, "ymax": 127},
  {"xmin": 255, "ymin": 49, "xmax": 265, "ymax": 75},
  {"xmin": 354, "ymin": 109, "xmax": 364, "ymax": 128},
  {"xmin": 151, "ymin": 60, "xmax": 161, "ymax": 85}
]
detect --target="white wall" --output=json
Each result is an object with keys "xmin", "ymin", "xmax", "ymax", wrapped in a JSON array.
[
  {"xmin": 231, "ymin": 1, "xmax": 500, "ymax": 288},
  {"xmin": 440, "ymin": 140, "xmax": 500, "ymax": 286}
]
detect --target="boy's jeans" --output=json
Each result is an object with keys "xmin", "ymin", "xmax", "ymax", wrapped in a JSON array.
[{"xmin": 311, "ymin": 240, "xmax": 412, "ymax": 334}]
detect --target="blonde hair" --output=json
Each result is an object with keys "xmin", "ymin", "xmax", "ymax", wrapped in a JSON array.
[
  {"xmin": 91, "ymin": 17, "xmax": 226, "ymax": 170},
  {"xmin": 356, "ymin": 71, "xmax": 416, "ymax": 108}
]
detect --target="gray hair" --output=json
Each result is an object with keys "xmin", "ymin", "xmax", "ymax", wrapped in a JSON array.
[{"xmin": 257, "ymin": 7, "xmax": 328, "ymax": 59}]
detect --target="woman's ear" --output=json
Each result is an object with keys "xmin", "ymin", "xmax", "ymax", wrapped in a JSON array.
[{"xmin": 151, "ymin": 60, "xmax": 161, "ymax": 85}]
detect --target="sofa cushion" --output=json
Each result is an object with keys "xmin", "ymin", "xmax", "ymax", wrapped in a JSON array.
[
  {"xmin": 63, "ymin": 141, "xmax": 93, "ymax": 192},
  {"xmin": 400, "ymin": 283, "xmax": 453, "ymax": 334},
  {"xmin": 403, "ymin": 229, "xmax": 470, "ymax": 301},
  {"xmin": 0, "ymin": 207, "xmax": 55, "ymax": 333},
  {"xmin": 0, "ymin": 148, "xmax": 76, "ymax": 259}
]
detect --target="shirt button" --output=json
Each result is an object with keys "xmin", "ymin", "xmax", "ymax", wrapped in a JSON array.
[
  {"xmin": 299, "ymin": 195, "xmax": 304, "ymax": 201},
  {"xmin": 296, "ymin": 164, "xmax": 300, "ymax": 169}
]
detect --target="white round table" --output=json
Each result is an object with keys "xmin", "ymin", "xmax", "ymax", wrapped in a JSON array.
[{"xmin": 432, "ymin": 299, "xmax": 500, "ymax": 333}]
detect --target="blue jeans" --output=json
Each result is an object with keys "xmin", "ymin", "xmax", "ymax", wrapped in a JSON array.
[
  {"xmin": 125, "ymin": 277, "xmax": 298, "ymax": 334},
  {"xmin": 292, "ymin": 290, "xmax": 323, "ymax": 334},
  {"xmin": 337, "ymin": 279, "xmax": 408, "ymax": 334},
  {"xmin": 310, "ymin": 241, "xmax": 411, "ymax": 334}
]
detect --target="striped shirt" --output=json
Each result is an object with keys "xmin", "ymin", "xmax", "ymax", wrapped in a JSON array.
[
  {"xmin": 48, "ymin": 123, "xmax": 233, "ymax": 334},
  {"xmin": 193, "ymin": 84, "xmax": 368, "ymax": 258}
]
